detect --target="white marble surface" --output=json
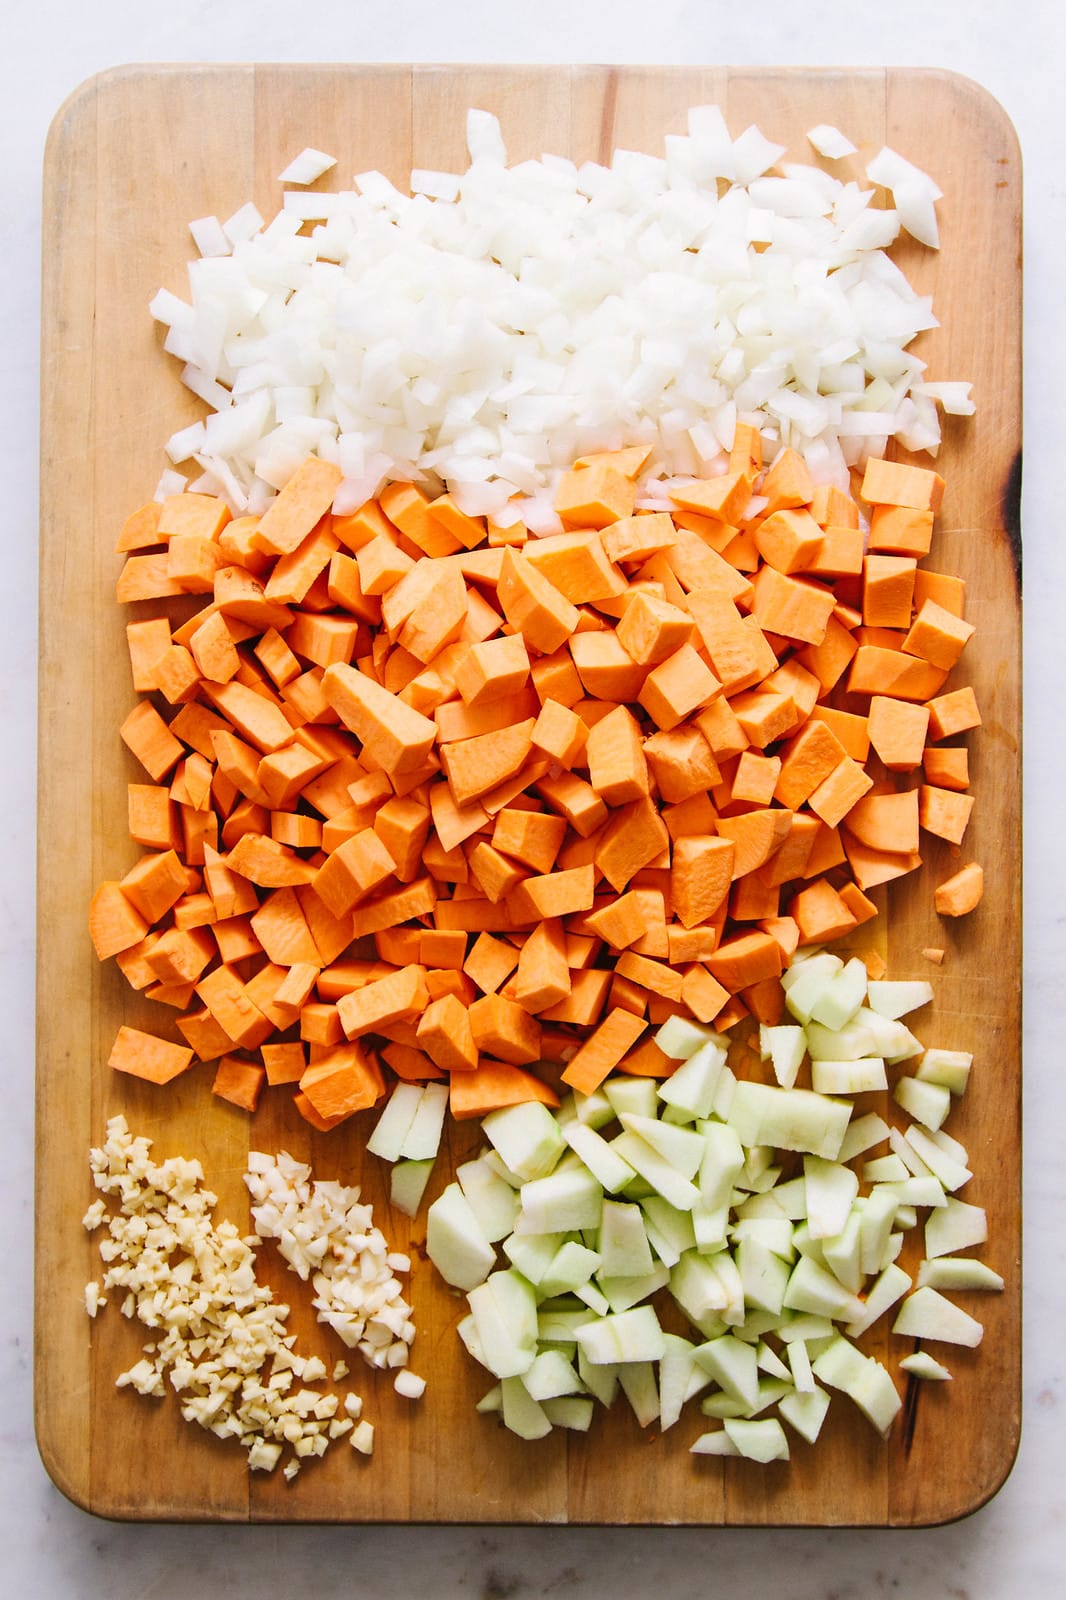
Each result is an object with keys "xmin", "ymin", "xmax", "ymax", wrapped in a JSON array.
[{"xmin": 5, "ymin": 1, "xmax": 1062, "ymax": 1593}]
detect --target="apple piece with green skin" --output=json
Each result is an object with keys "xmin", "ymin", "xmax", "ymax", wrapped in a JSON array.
[
  {"xmin": 894, "ymin": 1074, "xmax": 952, "ymax": 1132},
  {"xmin": 866, "ymin": 979, "xmax": 934, "ymax": 1019},
  {"xmin": 389, "ymin": 1157, "xmax": 434, "ymax": 1218},
  {"xmin": 925, "ymin": 1197, "xmax": 987, "ymax": 1259},
  {"xmin": 561, "ymin": 1119, "xmax": 637, "ymax": 1193},
  {"xmin": 618, "ymin": 1112, "xmax": 706, "ymax": 1179},
  {"xmin": 603, "ymin": 1075, "xmax": 659, "ymax": 1122},
  {"xmin": 779, "ymin": 1384, "xmax": 831, "ymax": 1444},
  {"xmin": 723, "ymin": 1416, "xmax": 790, "ymax": 1462},
  {"xmin": 781, "ymin": 950, "xmax": 844, "ymax": 1022},
  {"xmin": 618, "ymin": 1361, "xmax": 660, "ymax": 1427},
  {"xmin": 500, "ymin": 1376, "xmax": 553, "ymax": 1439},
  {"xmin": 575, "ymin": 1304, "xmax": 667, "ymax": 1366},
  {"xmin": 900, "ymin": 1351, "xmax": 952, "ymax": 1381},
  {"xmin": 482, "ymin": 1100, "xmax": 565, "ymax": 1182},
  {"xmin": 727, "ymin": 1080, "xmax": 851, "ymax": 1160},
  {"xmin": 656, "ymin": 1037, "xmax": 727, "ymax": 1120},
  {"xmin": 808, "ymin": 957, "xmax": 869, "ymax": 1031},
  {"xmin": 892, "ymin": 1285, "xmax": 984, "ymax": 1346},
  {"xmin": 468, "ymin": 1268, "xmax": 539, "ymax": 1379},
  {"xmin": 610, "ymin": 1131, "xmax": 701, "ymax": 1211},
  {"xmin": 917, "ymin": 1257, "xmax": 1003, "ymax": 1292},
  {"xmin": 596, "ymin": 1199, "xmax": 656, "ymax": 1279},
  {"xmin": 844, "ymin": 1261, "xmax": 912, "ymax": 1338},
  {"xmin": 456, "ymin": 1153, "xmax": 521, "ymax": 1242},
  {"xmin": 426, "ymin": 1181, "xmax": 497, "ymax": 1290},
  {"xmin": 759, "ymin": 1023, "xmax": 807, "ymax": 1089},
  {"xmin": 400, "ymin": 1082, "xmax": 450, "ymax": 1159},
  {"xmin": 542, "ymin": 1395, "xmax": 595, "ymax": 1430},
  {"xmin": 502, "ymin": 1229, "xmax": 566, "ymax": 1285},
  {"xmin": 366, "ymin": 1082, "xmax": 425, "ymax": 1162},
  {"xmin": 811, "ymin": 1056, "xmax": 887, "ymax": 1095},
  {"xmin": 518, "ymin": 1166, "xmax": 604, "ymax": 1233},
  {"xmin": 803, "ymin": 1156, "xmax": 859, "ymax": 1239},
  {"xmin": 915, "ymin": 1047, "xmax": 972, "ymax": 1095},
  {"xmin": 654, "ymin": 1015, "xmax": 723, "ymax": 1061},
  {"xmin": 521, "ymin": 1348, "xmax": 583, "ymax": 1401}
]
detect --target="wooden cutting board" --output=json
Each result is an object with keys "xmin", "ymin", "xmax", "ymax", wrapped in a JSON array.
[{"xmin": 35, "ymin": 63, "xmax": 1021, "ymax": 1526}]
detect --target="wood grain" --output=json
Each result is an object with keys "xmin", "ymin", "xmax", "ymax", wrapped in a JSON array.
[{"xmin": 36, "ymin": 64, "xmax": 1021, "ymax": 1526}]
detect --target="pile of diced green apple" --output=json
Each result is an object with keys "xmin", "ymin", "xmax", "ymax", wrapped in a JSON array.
[{"xmin": 367, "ymin": 948, "xmax": 1002, "ymax": 1462}]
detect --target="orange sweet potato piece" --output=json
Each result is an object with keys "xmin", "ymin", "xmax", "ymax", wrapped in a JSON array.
[
  {"xmin": 497, "ymin": 548, "xmax": 581, "ymax": 653},
  {"xmin": 322, "ymin": 660, "xmax": 437, "ymax": 776},
  {"xmin": 638, "ymin": 643, "xmax": 721, "ymax": 731},
  {"xmin": 751, "ymin": 565, "xmax": 836, "ymax": 645},
  {"xmin": 492, "ymin": 808, "xmax": 567, "ymax": 875},
  {"xmin": 417, "ymin": 993, "xmax": 480, "ymax": 1072},
  {"xmin": 919, "ymin": 785, "xmax": 975, "ymax": 845},
  {"xmin": 761, "ymin": 447, "xmax": 814, "ymax": 514},
  {"xmin": 670, "ymin": 835, "xmax": 735, "ymax": 928},
  {"xmin": 934, "ymin": 862, "xmax": 984, "ymax": 917},
  {"xmin": 867, "ymin": 696, "xmax": 930, "ymax": 771},
  {"xmin": 867, "ymin": 504, "xmax": 934, "ymax": 556},
  {"xmin": 926, "ymin": 685, "xmax": 982, "ymax": 741},
  {"xmin": 108, "ymin": 1025, "xmax": 195, "ymax": 1084},
  {"xmin": 89, "ymin": 882, "xmax": 151, "ymax": 960},
  {"xmin": 715, "ymin": 809, "xmax": 792, "ymax": 880},
  {"xmin": 860, "ymin": 457, "xmax": 945, "ymax": 514},
  {"xmin": 844, "ymin": 789, "xmax": 921, "ymax": 855},
  {"xmin": 922, "ymin": 746, "xmax": 969, "ymax": 791},
  {"xmin": 449, "ymin": 1061, "xmax": 559, "ymax": 1121},
  {"xmin": 440, "ymin": 719, "xmax": 536, "ymax": 809},
  {"xmin": 337, "ymin": 963, "xmax": 429, "ymax": 1039},
  {"xmin": 555, "ymin": 462, "xmax": 635, "ymax": 529},
  {"xmin": 468, "ymin": 994, "xmax": 542, "ymax": 1065},
  {"xmin": 212, "ymin": 1054, "xmax": 267, "ymax": 1113},
  {"xmin": 514, "ymin": 918, "xmax": 572, "ymax": 1014},
  {"xmin": 300, "ymin": 1040, "xmax": 385, "ymax": 1120},
  {"xmin": 255, "ymin": 459, "xmax": 342, "ymax": 557},
  {"xmin": 560, "ymin": 1008, "xmax": 648, "ymax": 1094},
  {"xmin": 586, "ymin": 704, "xmax": 650, "ymax": 805},
  {"xmin": 706, "ymin": 930, "xmax": 783, "ymax": 991}
]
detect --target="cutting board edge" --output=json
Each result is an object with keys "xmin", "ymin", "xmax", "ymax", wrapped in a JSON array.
[{"xmin": 34, "ymin": 60, "xmax": 1023, "ymax": 1529}]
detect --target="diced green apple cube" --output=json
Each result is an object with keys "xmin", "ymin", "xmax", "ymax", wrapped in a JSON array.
[
  {"xmin": 519, "ymin": 1166, "xmax": 604, "ymax": 1233},
  {"xmin": 811, "ymin": 1056, "xmax": 887, "ymax": 1095},
  {"xmin": 778, "ymin": 1384, "xmax": 830, "ymax": 1443},
  {"xmin": 722, "ymin": 1416, "xmax": 790, "ymax": 1462},
  {"xmin": 400, "ymin": 1082, "xmax": 450, "ymax": 1160},
  {"xmin": 500, "ymin": 1376, "xmax": 553, "ymax": 1438},
  {"xmin": 758, "ymin": 1024, "xmax": 807, "ymax": 1090},
  {"xmin": 727, "ymin": 1081, "xmax": 851, "ymax": 1160},
  {"xmin": 915, "ymin": 1047, "xmax": 973, "ymax": 1095},
  {"xmin": 808, "ymin": 957, "xmax": 869, "ymax": 1030},
  {"xmin": 456, "ymin": 1153, "xmax": 521, "ymax": 1241},
  {"xmin": 367, "ymin": 1082, "xmax": 426, "ymax": 1161},
  {"xmin": 542, "ymin": 1395, "xmax": 595, "ymax": 1430},
  {"xmin": 866, "ymin": 979, "xmax": 934, "ymax": 1019},
  {"xmin": 426, "ymin": 1182, "xmax": 497, "ymax": 1290},
  {"xmin": 899, "ymin": 1351, "xmax": 952, "ymax": 1381},
  {"xmin": 925, "ymin": 1197, "xmax": 987, "ymax": 1259},
  {"xmin": 389, "ymin": 1157, "xmax": 435, "ymax": 1218},
  {"xmin": 917, "ymin": 1257, "xmax": 1004, "ymax": 1293},
  {"xmin": 561, "ymin": 1120, "xmax": 636, "ymax": 1193},
  {"xmin": 482, "ymin": 1102, "xmax": 565, "ymax": 1182},
  {"xmin": 894, "ymin": 1075, "xmax": 951, "ymax": 1132},
  {"xmin": 656, "ymin": 1038, "xmax": 727, "ymax": 1120},
  {"xmin": 892, "ymin": 1285, "xmax": 983, "ymax": 1346}
]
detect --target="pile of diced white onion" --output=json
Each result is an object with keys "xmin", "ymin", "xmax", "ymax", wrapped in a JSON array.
[{"xmin": 151, "ymin": 108, "xmax": 972, "ymax": 529}]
